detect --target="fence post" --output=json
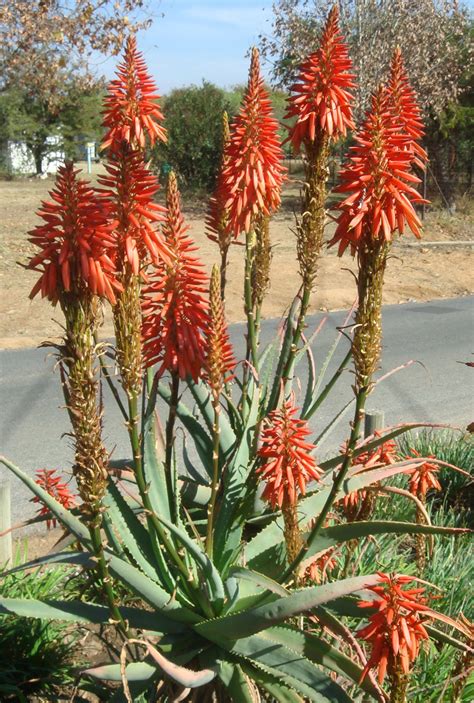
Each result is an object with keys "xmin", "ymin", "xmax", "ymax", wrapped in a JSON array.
[
  {"xmin": 364, "ymin": 410, "xmax": 385, "ymax": 438},
  {"xmin": 0, "ymin": 479, "xmax": 12, "ymax": 566}
]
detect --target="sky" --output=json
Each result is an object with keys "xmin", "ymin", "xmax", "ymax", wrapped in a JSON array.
[{"xmin": 94, "ymin": 0, "xmax": 274, "ymax": 94}]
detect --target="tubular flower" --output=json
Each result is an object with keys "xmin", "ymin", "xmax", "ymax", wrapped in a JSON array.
[
  {"xmin": 142, "ymin": 172, "xmax": 209, "ymax": 380},
  {"xmin": 305, "ymin": 548, "xmax": 337, "ymax": 584},
  {"xmin": 285, "ymin": 5, "xmax": 355, "ymax": 152},
  {"xmin": 223, "ymin": 47, "xmax": 286, "ymax": 236},
  {"xmin": 341, "ymin": 433, "xmax": 397, "ymax": 517},
  {"xmin": 405, "ymin": 449, "xmax": 441, "ymax": 499},
  {"xmin": 28, "ymin": 162, "xmax": 120, "ymax": 305},
  {"xmin": 98, "ymin": 147, "xmax": 169, "ymax": 275},
  {"xmin": 386, "ymin": 48, "xmax": 427, "ymax": 170},
  {"xmin": 102, "ymin": 35, "xmax": 167, "ymax": 152},
  {"xmin": 329, "ymin": 86, "xmax": 426, "ymax": 257},
  {"xmin": 204, "ymin": 266, "xmax": 236, "ymax": 397},
  {"xmin": 31, "ymin": 469, "xmax": 76, "ymax": 530},
  {"xmin": 257, "ymin": 400, "xmax": 321, "ymax": 509},
  {"xmin": 357, "ymin": 573, "xmax": 431, "ymax": 684}
]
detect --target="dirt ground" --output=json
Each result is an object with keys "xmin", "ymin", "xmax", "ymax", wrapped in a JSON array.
[{"xmin": 0, "ymin": 170, "xmax": 473, "ymax": 349}]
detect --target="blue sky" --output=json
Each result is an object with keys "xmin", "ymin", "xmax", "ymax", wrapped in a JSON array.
[{"xmin": 94, "ymin": 0, "xmax": 273, "ymax": 94}]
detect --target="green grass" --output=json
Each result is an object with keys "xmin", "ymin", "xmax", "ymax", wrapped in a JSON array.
[
  {"xmin": 0, "ymin": 545, "xmax": 81, "ymax": 701},
  {"xmin": 340, "ymin": 480, "xmax": 473, "ymax": 702},
  {"xmin": 397, "ymin": 429, "xmax": 474, "ymax": 522}
]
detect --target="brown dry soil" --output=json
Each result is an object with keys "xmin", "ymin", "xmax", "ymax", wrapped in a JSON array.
[{"xmin": 1, "ymin": 171, "xmax": 473, "ymax": 350}]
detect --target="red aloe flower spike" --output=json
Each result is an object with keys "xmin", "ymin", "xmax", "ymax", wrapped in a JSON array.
[
  {"xmin": 206, "ymin": 111, "xmax": 233, "ymax": 248},
  {"xmin": 142, "ymin": 172, "xmax": 209, "ymax": 381},
  {"xmin": 306, "ymin": 548, "xmax": 338, "ymax": 584},
  {"xmin": 357, "ymin": 573, "xmax": 431, "ymax": 684},
  {"xmin": 386, "ymin": 48, "xmax": 428, "ymax": 170},
  {"xmin": 223, "ymin": 47, "xmax": 286, "ymax": 237},
  {"xmin": 329, "ymin": 86, "xmax": 426, "ymax": 256},
  {"xmin": 405, "ymin": 449, "xmax": 441, "ymax": 499},
  {"xmin": 98, "ymin": 147, "xmax": 169, "ymax": 275},
  {"xmin": 257, "ymin": 399, "xmax": 321, "ymax": 509},
  {"xmin": 204, "ymin": 265, "xmax": 236, "ymax": 398},
  {"xmin": 102, "ymin": 35, "xmax": 167, "ymax": 152},
  {"xmin": 28, "ymin": 162, "xmax": 121, "ymax": 305},
  {"xmin": 285, "ymin": 5, "xmax": 355, "ymax": 152},
  {"xmin": 341, "ymin": 432, "xmax": 398, "ymax": 515},
  {"xmin": 31, "ymin": 468, "xmax": 76, "ymax": 530}
]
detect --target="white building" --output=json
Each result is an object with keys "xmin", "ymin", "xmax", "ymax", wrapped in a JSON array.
[{"xmin": 4, "ymin": 135, "xmax": 65, "ymax": 175}]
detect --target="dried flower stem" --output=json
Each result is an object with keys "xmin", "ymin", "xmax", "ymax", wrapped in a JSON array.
[
  {"xmin": 165, "ymin": 372, "xmax": 180, "ymax": 521},
  {"xmin": 244, "ymin": 228, "xmax": 259, "ymax": 370},
  {"xmin": 60, "ymin": 293, "xmax": 127, "ymax": 633},
  {"xmin": 389, "ymin": 667, "xmax": 409, "ymax": 703},
  {"xmin": 415, "ymin": 496, "xmax": 427, "ymax": 571},
  {"xmin": 282, "ymin": 500, "xmax": 304, "ymax": 584},
  {"xmin": 282, "ymin": 135, "xmax": 330, "ymax": 388},
  {"xmin": 353, "ymin": 241, "xmax": 389, "ymax": 390},
  {"xmin": 206, "ymin": 400, "xmax": 221, "ymax": 558}
]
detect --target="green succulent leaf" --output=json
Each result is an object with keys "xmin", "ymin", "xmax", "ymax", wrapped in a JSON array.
[
  {"xmin": 0, "ymin": 456, "xmax": 89, "ymax": 541},
  {"xmin": 213, "ymin": 381, "xmax": 260, "ymax": 573},
  {"xmin": 153, "ymin": 513, "xmax": 225, "ymax": 611},
  {"xmin": 104, "ymin": 481, "xmax": 165, "ymax": 584},
  {"xmin": 301, "ymin": 520, "xmax": 470, "ymax": 566},
  {"xmin": 142, "ymin": 410, "xmax": 172, "ymax": 522},
  {"xmin": 0, "ymin": 597, "xmax": 187, "ymax": 633},
  {"xmin": 189, "ymin": 379, "xmax": 237, "ymax": 457},
  {"xmin": 245, "ymin": 456, "xmax": 444, "ymax": 578},
  {"xmin": 231, "ymin": 633, "xmax": 353, "ymax": 703},
  {"xmin": 195, "ymin": 574, "xmax": 380, "ymax": 641},
  {"xmin": 84, "ymin": 662, "xmax": 157, "ymax": 682},
  {"xmin": 157, "ymin": 383, "xmax": 214, "ymax": 479}
]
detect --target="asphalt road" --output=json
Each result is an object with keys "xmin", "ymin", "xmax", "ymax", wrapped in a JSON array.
[{"xmin": 1, "ymin": 296, "xmax": 473, "ymax": 528}]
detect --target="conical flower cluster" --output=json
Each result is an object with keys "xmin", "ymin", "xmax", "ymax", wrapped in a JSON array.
[
  {"xmin": 285, "ymin": 5, "xmax": 355, "ymax": 151},
  {"xmin": 405, "ymin": 449, "xmax": 441, "ymax": 499},
  {"xmin": 342, "ymin": 433, "xmax": 398, "ymax": 518},
  {"xmin": 386, "ymin": 48, "xmax": 427, "ymax": 170},
  {"xmin": 204, "ymin": 266, "xmax": 235, "ymax": 397},
  {"xmin": 102, "ymin": 35, "xmax": 167, "ymax": 152},
  {"xmin": 330, "ymin": 87, "xmax": 425, "ymax": 256},
  {"xmin": 358, "ymin": 573, "xmax": 431, "ymax": 684},
  {"xmin": 257, "ymin": 400, "xmax": 321, "ymax": 508},
  {"xmin": 142, "ymin": 173, "xmax": 209, "ymax": 380},
  {"xmin": 98, "ymin": 150, "xmax": 168, "ymax": 275},
  {"xmin": 28, "ymin": 163, "xmax": 120, "ymax": 305},
  {"xmin": 222, "ymin": 48, "xmax": 286, "ymax": 236},
  {"xmin": 31, "ymin": 468, "xmax": 76, "ymax": 530}
]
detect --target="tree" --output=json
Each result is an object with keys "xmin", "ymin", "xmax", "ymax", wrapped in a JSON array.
[
  {"xmin": 156, "ymin": 82, "xmax": 231, "ymax": 190},
  {"xmin": 0, "ymin": 82, "xmax": 105, "ymax": 175},
  {"xmin": 0, "ymin": 0, "xmax": 155, "ymax": 174},
  {"xmin": 0, "ymin": 1, "xmax": 154, "ymax": 108},
  {"xmin": 260, "ymin": 0, "xmax": 473, "ymax": 207},
  {"xmin": 260, "ymin": 0, "xmax": 471, "ymax": 118}
]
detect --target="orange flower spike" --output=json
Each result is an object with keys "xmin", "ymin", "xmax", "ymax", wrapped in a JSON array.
[
  {"xmin": 257, "ymin": 400, "xmax": 321, "ymax": 509},
  {"xmin": 405, "ymin": 449, "xmax": 441, "ymax": 499},
  {"xmin": 142, "ymin": 172, "xmax": 209, "ymax": 381},
  {"xmin": 31, "ymin": 468, "xmax": 76, "ymax": 530},
  {"xmin": 98, "ymin": 149, "xmax": 169, "ymax": 273},
  {"xmin": 223, "ymin": 48, "xmax": 286, "ymax": 237},
  {"xmin": 357, "ymin": 573, "xmax": 431, "ymax": 684},
  {"xmin": 102, "ymin": 35, "xmax": 167, "ymax": 152},
  {"xmin": 386, "ymin": 48, "xmax": 428, "ymax": 169},
  {"xmin": 285, "ymin": 5, "xmax": 355, "ymax": 152},
  {"xmin": 28, "ymin": 163, "xmax": 121, "ymax": 305},
  {"xmin": 329, "ymin": 87, "xmax": 425, "ymax": 256}
]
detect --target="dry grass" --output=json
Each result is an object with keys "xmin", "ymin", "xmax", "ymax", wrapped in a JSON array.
[{"xmin": 0, "ymin": 165, "xmax": 472, "ymax": 348}]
